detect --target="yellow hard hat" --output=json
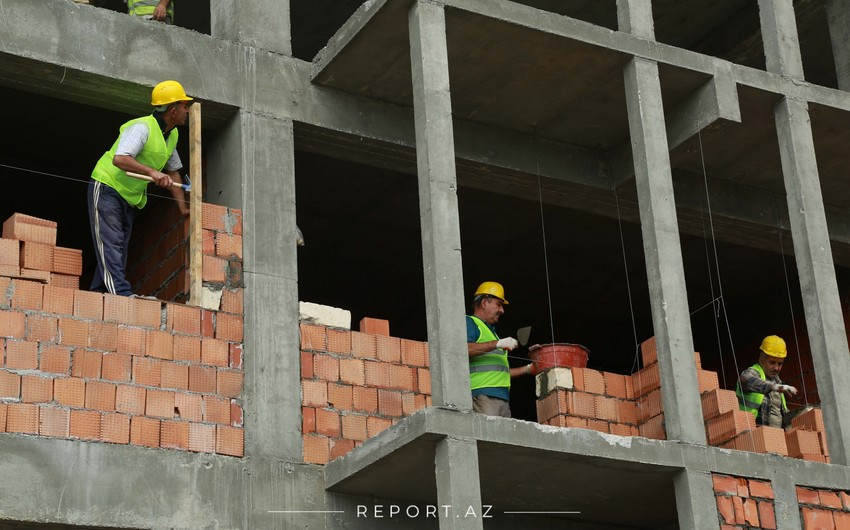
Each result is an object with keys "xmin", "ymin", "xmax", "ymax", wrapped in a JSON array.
[
  {"xmin": 151, "ymin": 80, "xmax": 193, "ymax": 106},
  {"xmin": 474, "ymin": 281, "xmax": 508, "ymax": 304},
  {"xmin": 759, "ymin": 335, "xmax": 787, "ymax": 358}
]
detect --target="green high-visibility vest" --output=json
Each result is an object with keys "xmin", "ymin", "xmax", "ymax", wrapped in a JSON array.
[
  {"xmin": 92, "ymin": 115, "xmax": 178, "ymax": 209},
  {"xmin": 468, "ymin": 316, "xmax": 510, "ymax": 391},
  {"xmin": 128, "ymin": 0, "xmax": 174, "ymax": 22},
  {"xmin": 736, "ymin": 363, "xmax": 787, "ymax": 421}
]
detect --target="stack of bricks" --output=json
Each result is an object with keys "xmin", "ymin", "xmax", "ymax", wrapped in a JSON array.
[
  {"xmin": 0, "ymin": 213, "xmax": 83, "ymax": 289},
  {"xmin": 786, "ymin": 408, "xmax": 830, "ymax": 463},
  {"xmin": 300, "ymin": 317, "xmax": 431, "ymax": 464},
  {"xmin": 712, "ymin": 473, "xmax": 778, "ymax": 529},
  {"xmin": 0, "ymin": 255, "xmax": 244, "ymax": 457},
  {"xmin": 128, "ymin": 203, "xmax": 243, "ymax": 305},
  {"xmin": 796, "ymin": 486, "xmax": 850, "ymax": 529}
]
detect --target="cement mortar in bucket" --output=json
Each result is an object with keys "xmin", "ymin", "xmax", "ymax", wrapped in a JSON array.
[{"xmin": 528, "ymin": 343, "xmax": 590, "ymax": 371}]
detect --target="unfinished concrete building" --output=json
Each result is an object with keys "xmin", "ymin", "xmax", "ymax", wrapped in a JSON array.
[{"xmin": 1, "ymin": 0, "xmax": 850, "ymax": 528}]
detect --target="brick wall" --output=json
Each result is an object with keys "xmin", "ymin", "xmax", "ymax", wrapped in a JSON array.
[
  {"xmin": 300, "ymin": 318, "xmax": 431, "ymax": 464},
  {"xmin": 797, "ymin": 486, "xmax": 850, "ymax": 529},
  {"xmin": 712, "ymin": 473, "xmax": 777, "ymax": 529}
]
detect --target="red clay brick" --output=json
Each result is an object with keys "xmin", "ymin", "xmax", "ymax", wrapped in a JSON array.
[
  {"xmin": 26, "ymin": 314, "xmax": 57, "ymax": 342},
  {"xmin": 39, "ymin": 406, "xmax": 70, "ymax": 437},
  {"xmin": 204, "ymin": 395, "xmax": 230, "ymax": 424},
  {"xmin": 161, "ymin": 420, "xmax": 189, "ymax": 450},
  {"xmin": 536, "ymin": 390, "xmax": 567, "ymax": 423},
  {"xmin": 364, "ymin": 360, "xmax": 389, "ymax": 387},
  {"xmin": 132, "ymin": 297, "xmax": 161, "ymax": 328},
  {"xmin": 115, "ymin": 385, "xmax": 146, "ymax": 415},
  {"xmin": 133, "ymin": 356, "xmax": 162, "ymax": 387},
  {"xmin": 300, "ymin": 324, "xmax": 327, "ymax": 351},
  {"xmin": 146, "ymin": 389, "xmax": 176, "ymax": 419},
  {"xmin": 146, "ymin": 330, "xmax": 174, "ymax": 360},
  {"xmin": 801, "ymin": 507, "xmax": 836, "ymax": 530},
  {"xmin": 706, "ymin": 409, "xmax": 755, "ymax": 446},
  {"xmin": 400, "ymin": 339, "xmax": 428, "ymax": 367},
  {"xmin": 835, "ymin": 512, "xmax": 850, "ymax": 530},
  {"xmin": 216, "ymin": 425, "xmax": 244, "ymax": 457},
  {"xmin": 201, "ymin": 338, "xmax": 228, "ymax": 367},
  {"xmin": 302, "ymin": 406, "xmax": 316, "ymax": 433},
  {"xmin": 6, "ymin": 403, "xmax": 38, "ymax": 433},
  {"xmin": 52, "ymin": 246, "xmax": 83, "ymax": 276},
  {"xmin": 302, "ymin": 380, "xmax": 328, "ymax": 408},
  {"xmin": 638, "ymin": 414, "xmax": 666, "ymax": 439},
  {"xmin": 73, "ymin": 290, "xmax": 104, "ymax": 320},
  {"xmin": 701, "ymin": 388, "xmax": 739, "ymax": 420},
  {"xmin": 130, "ymin": 416, "xmax": 161, "ymax": 447},
  {"xmin": 301, "ymin": 351, "xmax": 313, "ymax": 379},
  {"xmin": 378, "ymin": 389, "xmax": 403, "ymax": 417},
  {"xmin": 604, "ymin": 372, "xmax": 628, "ymax": 398},
  {"xmin": 220, "ymin": 289, "xmax": 243, "ymax": 315},
  {"xmin": 330, "ymin": 438, "xmax": 355, "ymax": 460},
  {"xmin": 161, "ymin": 362, "xmax": 189, "ymax": 390},
  {"xmin": 174, "ymin": 392, "xmax": 203, "ymax": 421},
  {"xmin": 71, "ymin": 349, "xmax": 103, "ymax": 379},
  {"xmin": 203, "ymin": 255, "xmax": 227, "ymax": 283},
  {"xmin": 742, "ymin": 498, "xmax": 759, "ymax": 526},
  {"xmin": 303, "ymin": 434, "xmax": 330, "ymax": 464},
  {"xmin": 367, "ymin": 416, "xmax": 392, "ymax": 437},
  {"xmin": 594, "ymin": 395, "xmax": 619, "ymax": 422},
  {"xmin": 19, "ymin": 241, "xmax": 52, "ymax": 271},
  {"xmin": 59, "ymin": 318, "xmax": 89, "ymax": 348},
  {"xmin": 117, "ymin": 326, "xmax": 146, "ymax": 356},
  {"xmin": 69, "ymin": 409, "xmax": 101, "ymax": 440},
  {"xmin": 42, "ymin": 286, "xmax": 74, "ymax": 315},
  {"xmin": 640, "ymin": 336, "xmax": 657, "ymax": 366},
  {"xmin": 573, "ymin": 368, "xmax": 605, "ymax": 395},
  {"xmin": 757, "ymin": 500, "xmax": 776, "ymax": 529},
  {"xmin": 103, "ymin": 294, "xmax": 132, "ymax": 325},
  {"xmin": 173, "ymin": 335, "xmax": 201, "ymax": 363},
  {"xmin": 637, "ymin": 389, "xmax": 664, "ymax": 422},
  {"xmin": 230, "ymin": 401, "xmax": 243, "ymax": 427},
  {"xmin": 101, "ymin": 412, "xmax": 130, "ymax": 444},
  {"xmin": 313, "ymin": 354, "xmax": 340, "ymax": 382},
  {"xmin": 102, "ymin": 353, "xmax": 132, "ymax": 382},
  {"xmin": 0, "ymin": 311, "xmax": 26, "ymax": 339},
  {"xmin": 53, "ymin": 377, "xmax": 85, "ymax": 407},
  {"xmin": 21, "ymin": 375, "xmax": 52, "ymax": 403},
  {"xmin": 327, "ymin": 329, "xmax": 351, "ymax": 355},
  {"xmin": 342, "ymin": 413, "xmax": 367, "ymax": 441},
  {"xmin": 732, "ymin": 427, "xmax": 788, "ymax": 456},
  {"xmin": 40, "ymin": 345, "xmax": 71, "ymax": 375},
  {"xmin": 0, "ymin": 238, "xmax": 19, "ymax": 267},
  {"xmin": 189, "ymin": 422, "xmax": 216, "ymax": 453},
  {"xmin": 786, "ymin": 427, "xmax": 822, "ymax": 458},
  {"xmin": 215, "ymin": 312, "xmax": 243, "ymax": 343},
  {"xmin": 841, "ymin": 492, "xmax": 850, "ymax": 511},
  {"xmin": 229, "ymin": 343, "xmax": 243, "ymax": 369},
  {"xmin": 791, "ymin": 407, "xmax": 825, "ymax": 432},
  {"xmin": 632, "ymin": 364, "xmax": 660, "ymax": 397},
  {"xmin": 166, "ymin": 303, "xmax": 201, "ymax": 335},
  {"xmin": 820, "ymin": 491, "xmax": 843, "ymax": 510},
  {"xmin": 609, "ymin": 423, "xmax": 633, "ymax": 436},
  {"xmin": 85, "ymin": 381, "xmax": 116, "ymax": 411},
  {"xmin": 6, "ymin": 340, "xmax": 37, "ymax": 369},
  {"xmin": 217, "ymin": 370, "xmax": 243, "ymax": 398},
  {"xmin": 50, "ymin": 274, "xmax": 79, "ymax": 290},
  {"xmin": 11, "ymin": 280, "xmax": 43, "ymax": 310},
  {"xmin": 353, "ymin": 386, "xmax": 378, "ymax": 413},
  {"xmin": 350, "ymin": 332, "xmax": 377, "ymax": 360},
  {"xmin": 617, "ymin": 400, "xmax": 638, "ymax": 425},
  {"xmin": 375, "ymin": 335, "xmax": 401, "ymax": 363},
  {"xmin": 418, "ymin": 368, "xmax": 431, "ymax": 395},
  {"xmin": 339, "ymin": 358, "xmax": 365, "ymax": 386},
  {"xmin": 712, "ymin": 474, "xmax": 738, "ymax": 495},
  {"xmin": 797, "ymin": 487, "xmax": 821, "ymax": 505},
  {"xmin": 697, "ymin": 369, "xmax": 719, "ymax": 394},
  {"xmin": 359, "ymin": 317, "xmax": 389, "ymax": 336},
  {"xmin": 200, "ymin": 309, "xmax": 215, "ymax": 338},
  {"xmin": 565, "ymin": 391, "xmax": 596, "ymax": 419},
  {"xmin": 748, "ymin": 479, "xmax": 774, "ymax": 500},
  {"xmin": 316, "ymin": 408, "xmax": 341, "ymax": 437},
  {"xmin": 189, "ymin": 364, "xmax": 217, "ymax": 393},
  {"xmin": 388, "ymin": 364, "xmax": 416, "ymax": 391}
]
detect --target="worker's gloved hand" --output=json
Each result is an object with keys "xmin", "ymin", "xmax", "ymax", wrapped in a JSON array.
[
  {"xmin": 773, "ymin": 384, "xmax": 798, "ymax": 396},
  {"xmin": 496, "ymin": 337, "xmax": 518, "ymax": 351}
]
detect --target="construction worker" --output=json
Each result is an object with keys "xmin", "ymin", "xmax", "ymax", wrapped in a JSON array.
[
  {"xmin": 736, "ymin": 335, "xmax": 798, "ymax": 428},
  {"xmin": 88, "ymin": 80, "xmax": 190, "ymax": 297},
  {"xmin": 128, "ymin": 0, "xmax": 174, "ymax": 24},
  {"xmin": 467, "ymin": 281, "xmax": 534, "ymax": 418}
]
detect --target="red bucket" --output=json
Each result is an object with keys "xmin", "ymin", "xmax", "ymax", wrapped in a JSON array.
[{"xmin": 528, "ymin": 343, "xmax": 590, "ymax": 371}]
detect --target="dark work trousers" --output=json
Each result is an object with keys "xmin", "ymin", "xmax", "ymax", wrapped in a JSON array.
[{"xmin": 88, "ymin": 180, "xmax": 135, "ymax": 296}]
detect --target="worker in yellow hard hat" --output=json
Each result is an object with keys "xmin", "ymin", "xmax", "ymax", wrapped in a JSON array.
[
  {"xmin": 88, "ymin": 80, "xmax": 191, "ymax": 297},
  {"xmin": 735, "ymin": 335, "xmax": 798, "ymax": 428},
  {"xmin": 466, "ymin": 281, "xmax": 534, "ymax": 418}
]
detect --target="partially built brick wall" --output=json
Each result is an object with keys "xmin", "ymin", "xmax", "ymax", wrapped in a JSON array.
[
  {"xmin": 712, "ymin": 473, "xmax": 778, "ymax": 529},
  {"xmin": 796, "ymin": 485, "xmax": 850, "ymax": 529},
  {"xmin": 300, "ymin": 318, "xmax": 431, "ymax": 464}
]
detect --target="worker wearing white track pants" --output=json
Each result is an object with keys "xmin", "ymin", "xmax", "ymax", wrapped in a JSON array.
[{"xmin": 88, "ymin": 80, "xmax": 190, "ymax": 296}]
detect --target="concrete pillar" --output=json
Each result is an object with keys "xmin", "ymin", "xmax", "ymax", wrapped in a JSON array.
[
  {"xmin": 771, "ymin": 472, "xmax": 803, "ymax": 530},
  {"xmin": 238, "ymin": 111, "xmax": 302, "ymax": 461},
  {"xmin": 826, "ymin": 0, "xmax": 850, "ymax": 91},
  {"xmin": 435, "ymin": 437, "xmax": 485, "ymax": 530},
  {"xmin": 210, "ymin": 0, "xmax": 291, "ymax": 56},
  {"xmin": 622, "ymin": 57, "xmax": 706, "ymax": 446},
  {"xmin": 408, "ymin": 0, "xmax": 473, "ymax": 411},
  {"xmin": 673, "ymin": 470, "xmax": 719, "ymax": 529},
  {"xmin": 774, "ymin": 97, "xmax": 850, "ymax": 466},
  {"xmin": 616, "ymin": 0, "xmax": 655, "ymax": 40},
  {"xmin": 757, "ymin": 0, "xmax": 804, "ymax": 79}
]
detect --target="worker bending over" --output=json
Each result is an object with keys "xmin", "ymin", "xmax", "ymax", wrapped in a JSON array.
[{"xmin": 736, "ymin": 335, "xmax": 798, "ymax": 428}]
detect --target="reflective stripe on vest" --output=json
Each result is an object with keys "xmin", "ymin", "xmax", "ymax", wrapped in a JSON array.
[
  {"xmin": 468, "ymin": 315, "xmax": 510, "ymax": 391},
  {"xmin": 736, "ymin": 363, "xmax": 787, "ymax": 419},
  {"xmin": 128, "ymin": 0, "xmax": 174, "ymax": 21},
  {"xmin": 92, "ymin": 115, "xmax": 178, "ymax": 209}
]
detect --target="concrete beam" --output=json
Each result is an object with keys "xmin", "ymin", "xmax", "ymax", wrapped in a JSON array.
[
  {"xmin": 774, "ymin": 97, "xmax": 850, "ymax": 466},
  {"xmin": 210, "ymin": 0, "xmax": 291, "ymax": 55},
  {"xmin": 240, "ymin": 112, "xmax": 303, "ymax": 461},
  {"xmin": 623, "ymin": 57, "xmax": 706, "ymax": 445},
  {"xmin": 757, "ymin": 0, "xmax": 804, "ymax": 79},
  {"xmin": 409, "ymin": 1, "xmax": 473, "ymax": 411},
  {"xmin": 826, "ymin": 0, "xmax": 850, "ymax": 91}
]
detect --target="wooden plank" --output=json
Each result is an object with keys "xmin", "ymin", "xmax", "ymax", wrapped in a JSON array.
[{"xmin": 189, "ymin": 102, "xmax": 203, "ymax": 306}]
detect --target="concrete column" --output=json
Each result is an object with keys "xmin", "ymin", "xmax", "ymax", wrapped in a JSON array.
[
  {"xmin": 774, "ymin": 97, "xmax": 850, "ymax": 466},
  {"xmin": 210, "ymin": 0, "xmax": 291, "ymax": 55},
  {"xmin": 623, "ymin": 57, "xmax": 706, "ymax": 446},
  {"xmin": 435, "ymin": 437, "xmax": 484, "ymax": 530},
  {"xmin": 673, "ymin": 470, "xmax": 719, "ymax": 529},
  {"xmin": 239, "ymin": 111, "xmax": 302, "ymax": 461},
  {"xmin": 408, "ymin": 1, "xmax": 473, "ymax": 411},
  {"xmin": 771, "ymin": 472, "xmax": 803, "ymax": 530},
  {"xmin": 826, "ymin": 0, "xmax": 850, "ymax": 91},
  {"xmin": 616, "ymin": 0, "xmax": 655, "ymax": 40},
  {"xmin": 757, "ymin": 0, "xmax": 804, "ymax": 79}
]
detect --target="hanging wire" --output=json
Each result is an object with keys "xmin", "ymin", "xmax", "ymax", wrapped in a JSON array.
[
  {"xmin": 698, "ymin": 203, "xmax": 728, "ymax": 389},
  {"xmin": 536, "ymin": 163, "xmax": 556, "ymax": 345},
  {"xmin": 778, "ymin": 232, "xmax": 809, "ymax": 406},
  {"xmin": 613, "ymin": 189, "xmax": 642, "ymax": 375}
]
